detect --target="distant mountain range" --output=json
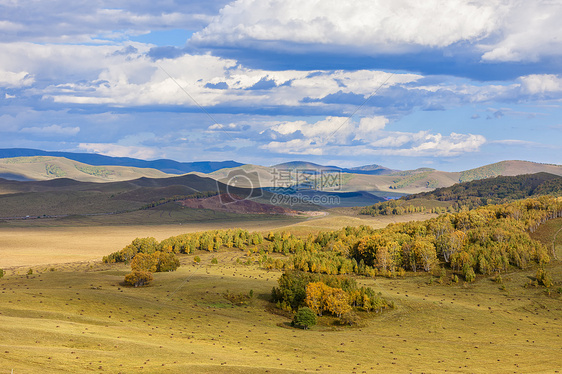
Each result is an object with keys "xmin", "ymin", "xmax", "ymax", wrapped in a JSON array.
[
  {"xmin": 0, "ymin": 148, "xmax": 561, "ymax": 196},
  {"xmin": 0, "ymin": 148, "xmax": 243, "ymax": 174},
  {"xmin": 272, "ymin": 161, "xmax": 397, "ymax": 175}
]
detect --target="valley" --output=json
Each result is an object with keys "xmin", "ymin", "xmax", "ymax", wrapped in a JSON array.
[{"xmin": 0, "ymin": 151, "xmax": 561, "ymax": 373}]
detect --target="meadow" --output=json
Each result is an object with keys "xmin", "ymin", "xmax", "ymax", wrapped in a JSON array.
[
  {"xmin": 0, "ymin": 213, "xmax": 559, "ymax": 372},
  {"xmin": 0, "ymin": 246, "xmax": 561, "ymax": 373}
]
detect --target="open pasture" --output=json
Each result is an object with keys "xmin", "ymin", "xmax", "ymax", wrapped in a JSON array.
[{"xmin": 0, "ymin": 250, "xmax": 560, "ymax": 373}]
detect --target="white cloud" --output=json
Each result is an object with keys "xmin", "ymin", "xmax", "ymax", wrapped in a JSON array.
[
  {"xmin": 519, "ymin": 74, "xmax": 562, "ymax": 95},
  {"xmin": 266, "ymin": 116, "xmax": 361, "ymax": 145},
  {"xmin": 0, "ymin": 69, "xmax": 34, "ymax": 87},
  {"xmin": 260, "ymin": 116, "xmax": 486, "ymax": 157},
  {"xmin": 0, "ymin": 41, "xmax": 415, "ymax": 109},
  {"xmin": 20, "ymin": 124, "xmax": 80, "ymax": 136},
  {"xmin": 193, "ymin": 0, "xmax": 562, "ymax": 63},
  {"xmin": 354, "ymin": 117, "xmax": 388, "ymax": 141},
  {"xmin": 194, "ymin": 0, "xmax": 497, "ymax": 51},
  {"xmin": 208, "ymin": 123, "xmax": 248, "ymax": 131},
  {"xmin": 479, "ymin": 1, "xmax": 562, "ymax": 62},
  {"xmin": 78, "ymin": 143, "xmax": 159, "ymax": 160},
  {"xmin": 0, "ymin": 1, "xmax": 219, "ymax": 43}
]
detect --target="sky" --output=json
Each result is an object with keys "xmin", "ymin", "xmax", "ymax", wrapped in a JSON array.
[{"xmin": 1, "ymin": 0, "xmax": 562, "ymax": 171}]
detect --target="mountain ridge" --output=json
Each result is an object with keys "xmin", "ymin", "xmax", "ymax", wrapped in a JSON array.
[{"xmin": 0, "ymin": 148, "xmax": 243, "ymax": 174}]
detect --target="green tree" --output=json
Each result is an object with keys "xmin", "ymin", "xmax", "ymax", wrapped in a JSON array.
[{"xmin": 293, "ymin": 307, "xmax": 317, "ymax": 329}]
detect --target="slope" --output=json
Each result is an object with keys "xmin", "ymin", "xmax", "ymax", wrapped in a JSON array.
[
  {"xmin": 0, "ymin": 148, "xmax": 243, "ymax": 174},
  {"xmin": 361, "ymin": 172, "xmax": 562, "ymax": 216},
  {"xmin": 0, "ymin": 156, "xmax": 170, "ymax": 183}
]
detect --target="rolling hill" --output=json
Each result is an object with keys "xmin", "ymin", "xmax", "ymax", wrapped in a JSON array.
[
  {"xmin": 272, "ymin": 161, "xmax": 397, "ymax": 175},
  {"xmin": 459, "ymin": 160, "xmax": 562, "ymax": 182},
  {"xmin": 0, "ymin": 156, "xmax": 171, "ymax": 183},
  {"xmin": 0, "ymin": 148, "xmax": 243, "ymax": 174},
  {"xmin": 0, "ymin": 172, "xmax": 320, "ymax": 222},
  {"xmin": 361, "ymin": 172, "xmax": 562, "ymax": 216},
  {"xmin": 208, "ymin": 160, "xmax": 562, "ymax": 196},
  {"xmin": 1, "ymin": 149, "xmax": 562, "ymax": 197}
]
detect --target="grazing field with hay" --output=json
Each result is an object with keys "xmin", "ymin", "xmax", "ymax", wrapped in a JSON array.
[
  {"xmin": 0, "ymin": 248, "xmax": 561, "ymax": 373},
  {"xmin": 0, "ymin": 208, "xmax": 561, "ymax": 373}
]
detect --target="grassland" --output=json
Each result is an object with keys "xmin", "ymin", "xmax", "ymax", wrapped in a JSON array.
[
  {"xmin": 0, "ymin": 246, "xmax": 560, "ymax": 373},
  {"xmin": 0, "ymin": 200, "xmax": 560, "ymax": 373}
]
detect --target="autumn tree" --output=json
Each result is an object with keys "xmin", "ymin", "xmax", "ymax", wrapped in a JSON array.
[
  {"xmin": 325, "ymin": 288, "xmax": 351, "ymax": 318},
  {"xmin": 154, "ymin": 251, "xmax": 180, "ymax": 272},
  {"xmin": 131, "ymin": 252, "xmax": 158, "ymax": 273},
  {"xmin": 124, "ymin": 271, "xmax": 153, "ymax": 287},
  {"xmin": 305, "ymin": 282, "xmax": 331, "ymax": 316}
]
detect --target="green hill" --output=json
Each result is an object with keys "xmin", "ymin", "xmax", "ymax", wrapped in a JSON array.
[
  {"xmin": 0, "ymin": 156, "xmax": 171, "ymax": 182},
  {"xmin": 361, "ymin": 172, "xmax": 562, "ymax": 216},
  {"xmin": 460, "ymin": 160, "xmax": 562, "ymax": 182},
  {"xmin": 0, "ymin": 148, "xmax": 243, "ymax": 174}
]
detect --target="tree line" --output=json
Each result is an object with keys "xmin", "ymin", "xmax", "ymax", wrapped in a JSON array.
[
  {"xmin": 362, "ymin": 173, "xmax": 562, "ymax": 216},
  {"xmin": 266, "ymin": 197, "xmax": 562, "ymax": 282},
  {"xmin": 106, "ymin": 196, "xmax": 562, "ymax": 286}
]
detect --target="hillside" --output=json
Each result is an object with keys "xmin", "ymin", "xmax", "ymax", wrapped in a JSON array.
[
  {"xmin": 0, "ymin": 172, "xmax": 320, "ymax": 223},
  {"xmin": 361, "ymin": 172, "xmax": 562, "ymax": 216},
  {"xmin": 460, "ymin": 160, "xmax": 562, "ymax": 182},
  {"xmin": 0, "ymin": 156, "xmax": 171, "ymax": 183},
  {"xmin": 2, "ymin": 151, "xmax": 562, "ymax": 197},
  {"xmin": 0, "ymin": 148, "xmax": 243, "ymax": 174}
]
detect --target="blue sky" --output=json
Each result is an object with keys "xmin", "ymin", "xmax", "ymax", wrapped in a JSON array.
[{"xmin": 1, "ymin": 0, "xmax": 562, "ymax": 171}]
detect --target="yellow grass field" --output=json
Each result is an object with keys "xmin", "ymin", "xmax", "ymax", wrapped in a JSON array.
[
  {"xmin": 0, "ymin": 212, "xmax": 560, "ymax": 373},
  {"xmin": 0, "ymin": 250, "xmax": 560, "ymax": 373}
]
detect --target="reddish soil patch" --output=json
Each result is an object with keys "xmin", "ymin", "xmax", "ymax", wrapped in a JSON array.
[{"xmin": 179, "ymin": 194, "xmax": 297, "ymax": 215}]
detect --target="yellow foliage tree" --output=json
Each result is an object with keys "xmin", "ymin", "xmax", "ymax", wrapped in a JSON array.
[
  {"xmin": 325, "ymin": 288, "xmax": 351, "ymax": 318},
  {"xmin": 305, "ymin": 282, "xmax": 331, "ymax": 316},
  {"xmin": 131, "ymin": 252, "xmax": 157, "ymax": 272}
]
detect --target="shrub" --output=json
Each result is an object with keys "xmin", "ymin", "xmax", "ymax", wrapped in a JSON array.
[
  {"xmin": 130, "ymin": 251, "xmax": 180, "ymax": 273},
  {"xmin": 0, "ymin": 269, "xmax": 3, "ymax": 278},
  {"xmin": 465, "ymin": 269, "xmax": 476, "ymax": 282},
  {"xmin": 536, "ymin": 268, "xmax": 553, "ymax": 288},
  {"xmin": 340, "ymin": 311, "xmax": 360, "ymax": 326},
  {"xmin": 124, "ymin": 271, "xmax": 153, "ymax": 287},
  {"xmin": 211, "ymin": 257, "xmax": 218, "ymax": 264},
  {"xmin": 293, "ymin": 307, "xmax": 317, "ymax": 329}
]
